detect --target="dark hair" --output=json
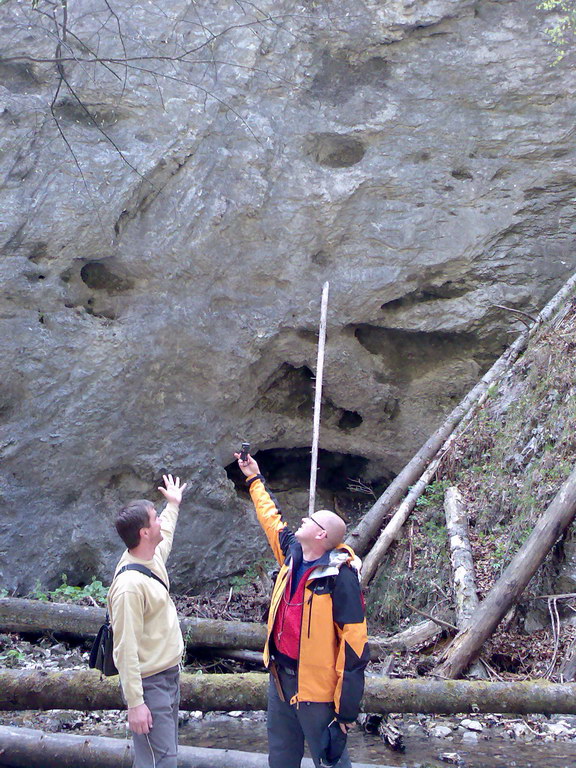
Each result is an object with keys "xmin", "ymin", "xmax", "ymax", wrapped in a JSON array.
[{"xmin": 115, "ymin": 499, "xmax": 153, "ymax": 549}]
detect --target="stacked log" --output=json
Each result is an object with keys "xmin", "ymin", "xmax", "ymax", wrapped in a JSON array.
[{"xmin": 3, "ymin": 669, "xmax": 576, "ymax": 715}]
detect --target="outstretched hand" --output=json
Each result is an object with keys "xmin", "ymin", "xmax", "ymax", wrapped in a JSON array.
[
  {"xmin": 158, "ymin": 474, "xmax": 187, "ymax": 506},
  {"xmin": 234, "ymin": 452, "xmax": 260, "ymax": 478}
]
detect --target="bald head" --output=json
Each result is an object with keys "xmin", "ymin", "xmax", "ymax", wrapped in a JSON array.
[{"xmin": 314, "ymin": 510, "xmax": 346, "ymax": 550}]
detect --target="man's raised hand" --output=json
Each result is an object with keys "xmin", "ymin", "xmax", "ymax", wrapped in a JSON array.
[
  {"xmin": 234, "ymin": 452, "xmax": 260, "ymax": 478},
  {"xmin": 158, "ymin": 474, "xmax": 187, "ymax": 506}
]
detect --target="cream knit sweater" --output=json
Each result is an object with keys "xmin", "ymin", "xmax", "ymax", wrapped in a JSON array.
[{"xmin": 107, "ymin": 502, "xmax": 184, "ymax": 708}]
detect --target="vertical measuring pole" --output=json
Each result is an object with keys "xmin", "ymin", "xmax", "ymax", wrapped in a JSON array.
[{"xmin": 308, "ymin": 281, "xmax": 330, "ymax": 517}]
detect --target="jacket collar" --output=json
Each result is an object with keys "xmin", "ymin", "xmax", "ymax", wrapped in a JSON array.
[{"xmin": 287, "ymin": 542, "xmax": 362, "ymax": 580}]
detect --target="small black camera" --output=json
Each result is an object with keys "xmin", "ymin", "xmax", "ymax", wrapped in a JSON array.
[{"xmin": 240, "ymin": 442, "xmax": 250, "ymax": 461}]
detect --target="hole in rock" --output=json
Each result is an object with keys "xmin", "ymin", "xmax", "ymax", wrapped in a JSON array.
[
  {"xmin": 258, "ymin": 364, "xmax": 315, "ymax": 415},
  {"xmin": 338, "ymin": 410, "xmax": 363, "ymax": 430},
  {"xmin": 380, "ymin": 280, "xmax": 471, "ymax": 310},
  {"xmin": 226, "ymin": 446, "xmax": 390, "ymax": 496},
  {"xmin": 311, "ymin": 250, "xmax": 330, "ymax": 266},
  {"xmin": 49, "ymin": 545, "xmax": 102, "ymax": 592},
  {"xmin": 80, "ymin": 261, "xmax": 133, "ymax": 292},
  {"xmin": 0, "ymin": 389, "xmax": 17, "ymax": 420},
  {"xmin": 28, "ymin": 241, "xmax": 49, "ymax": 263},
  {"xmin": 309, "ymin": 52, "xmax": 389, "ymax": 104},
  {"xmin": 51, "ymin": 98, "xmax": 131, "ymax": 127},
  {"xmin": 24, "ymin": 271, "xmax": 46, "ymax": 283},
  {"xmin": 451, "ymin": 168, "xmax": 473, "ymax": 181},
  {"xmin": 296, "ymin": 330, "xmax": 320, "ymax": 344},
  {"xmin": 258, "ymin": 363, "xmax": 366, "ymax": 430},
  {"xmin": 0, "ymin": 61, "xmax": 43, "ymax": 93},
  {"xmin": 305, "ymin": 133, "xmax": 366, "ymax": 168}
]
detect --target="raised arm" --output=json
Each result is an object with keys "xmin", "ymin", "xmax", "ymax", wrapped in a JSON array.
[
  {"xmin": 235, "ymin": 452, "xmax": 293, "ymax": 565},
  {"xmin": 156, "ymin": 474, "xmax": 187, "ymax": 563}
]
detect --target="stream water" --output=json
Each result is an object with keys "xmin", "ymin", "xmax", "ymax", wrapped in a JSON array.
[
  {"xmin": 179, "ymin": 715, "xmax": 576, "ymax": 768},
  {"xmin": 3, "ymin": 714, "xmax": 576, "ymax": 767}
]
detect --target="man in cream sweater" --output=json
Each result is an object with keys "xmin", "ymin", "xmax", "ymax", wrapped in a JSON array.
[{"xmin": 108, "ymin": 473, "xmax": 187, "ymax": 768}]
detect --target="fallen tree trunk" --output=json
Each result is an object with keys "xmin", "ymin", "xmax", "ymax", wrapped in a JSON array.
[
  {"xmin": 0, "ymin": 670, "xmax": 268, "ymax": 712},
  {"xmin": 444, "ymin": 486, "xmax": 485, "ymax": 680},
  {"xmin": 5, "ymin": 669, "xmax": 576, "ymax": 715},
  {"xmin": 360, "ymin": 386, "xmax": 495, "ymax": 586},
  {"xmin": 0, "ymin": 599, "xmax": 104, "ymax": 637},
  {"xmin": 0, "ymin": 597, "xmax": 412, "ymax": 660},
  {"xmin": 0, "ymin": 726, "xmax": 387, "ymax": 768},
  {"xmin": 370, "ymin": 619, "xmax": 443, "ymax": 654},
  {"xmin": 435, "ymin": 463, "xmax": 576, "ymax": 679},
  {"xmin": 444, "ymin": 486, "xmax": 479, "ymax": 628},
  {"xmin": 361, "ymin": 446, "xmax": 456, "ymax": 585},
  {"xmin": 348, "ymin": 270, "xmax": 576, "ymax": 557},
  {"xmin": 0, "ymin": 598, "xmax": 267, "ymax": 651}
]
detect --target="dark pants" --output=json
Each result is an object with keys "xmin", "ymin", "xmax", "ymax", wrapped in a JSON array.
[
  {"xmin": 267, "ymin": 667, "xmax": 352, "ymax": 768},
  {"xmin": 132, "ymin": 665, "xmax": 180, "ymax": 768}
]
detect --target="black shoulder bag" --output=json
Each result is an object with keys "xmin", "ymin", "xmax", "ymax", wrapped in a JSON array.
[{"xmin": 89, "ymin": 564, "xmax": 168, "ymax": 676}]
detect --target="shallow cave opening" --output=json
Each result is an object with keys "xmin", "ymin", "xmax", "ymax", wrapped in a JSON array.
[
  {"xmin": 225, "ymin": 447, "xmax": 391, "ymax": 500},
  {"xmin": 338, "ymin": 410, "xmax": 363, "ymax": 430}
]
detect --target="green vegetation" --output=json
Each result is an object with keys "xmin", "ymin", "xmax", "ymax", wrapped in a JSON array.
[
  {"xmin": 415, "ymin": 479, "xmax": 450, "ymax": 509},
  {"xmin": 29, "ymin": 574, "xmax": 108, "ymax": 606},
  {"xmin": 539, "ymin": 0, "xmax": 576, "ymax": 62},
  {"xmin": 0, "ymin": 648, "xmax": 26, "ymax": 666},
  {"xmin": 229, "ymin": 558, "xmax": 275, "ymax": 590}
]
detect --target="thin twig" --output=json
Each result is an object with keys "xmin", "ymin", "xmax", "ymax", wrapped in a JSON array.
[
  {"xmin": 102, "ymin": 0, "xmax": 129, "ymax": 96},
  {"xmin": 492, "ymin": 304, "xmax": 537, "ymax": 325},
  {"xmin": 479, "ymin": 657, "xmax": 505, "ymax": 681},
  {"xmin": 545, "ymin": 597, "xmax": 561, "ymax": 679},
  {"xmin": 535, "ymin": 592, "xmax": 576, "ymax": 600},
  {"xmin": 406, "ymin": 604, "xmax": 458, "ymax": 632}
]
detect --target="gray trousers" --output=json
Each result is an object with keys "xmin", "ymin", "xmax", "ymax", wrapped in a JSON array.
[
  {"xmin": 132, "ymin": 665, "xmax": 180, "ymax": 768},
  {"xmin": 267, "ymin": 667, "xmax": 352, "ymax": 768}
]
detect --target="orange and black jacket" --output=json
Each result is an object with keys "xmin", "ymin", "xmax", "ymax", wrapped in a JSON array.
[{"xmin": 247, "ymin": 474, "xmax": 369, "ymax": 723}]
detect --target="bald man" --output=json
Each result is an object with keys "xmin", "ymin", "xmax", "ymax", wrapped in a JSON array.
[{"xmin": 235, "ymin": 452, "xmax": 369, "ymax": 768}]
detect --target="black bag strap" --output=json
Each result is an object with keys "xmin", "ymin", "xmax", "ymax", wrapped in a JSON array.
[{"xmin": 115, "ymin": 564, "xmax": 169, "ymax": 592}]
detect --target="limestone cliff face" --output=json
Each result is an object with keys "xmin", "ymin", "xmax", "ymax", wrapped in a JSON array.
[{"xmin": 1, "ymin": 0, "xmax": 575, "ymax": 591}]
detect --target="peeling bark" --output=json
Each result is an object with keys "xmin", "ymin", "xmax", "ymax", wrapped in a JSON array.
[{"xmin": 444, "ymin": 486, "xmax": 479, "ymax": 628}]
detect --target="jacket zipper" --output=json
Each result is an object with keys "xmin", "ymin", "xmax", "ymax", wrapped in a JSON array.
[{"xmin": 307, "ymin": 592, "xmax": 314, "ymax": 639}]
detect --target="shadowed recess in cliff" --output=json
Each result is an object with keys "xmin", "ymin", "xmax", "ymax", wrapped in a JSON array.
[
  {"xmin": 0, "ymin": 61, "xmax": 45, "ymax": 93},
  {"xmin": 51, "ymin": 97, "xmax": 133, "ymax": 127},
  {"xmin": 224, "ymin": 447, "xmax": 392, "ymax": 497},
  {"xmin": 380, "ymin": 279, "xmax": 474, "ymax": 311},
  {"xmin": 48, "ymin": 544, "xmax": 103, "ymax": 592},
  {"xmin": 308, "ymin": 51, "xmax": 390, "ymax": 105},
  {"xmin": 304, "ymin": 133, "xmax": 366, "ymax": 168},
  {"xmin": 256, "ymin": 363, "xmax": 363, "ymax": 431},
  {"xmin": 80, "ymin": 262, "xmax": 133, "ymax": 293},
  {"xmin": 353, "ymin": 325, "xmax": 481, "ymax": 382}
]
